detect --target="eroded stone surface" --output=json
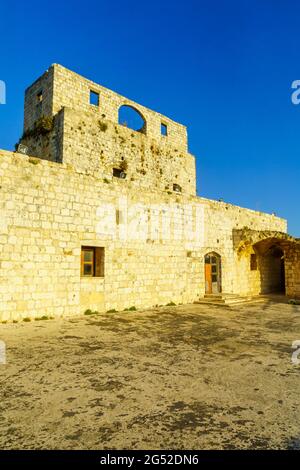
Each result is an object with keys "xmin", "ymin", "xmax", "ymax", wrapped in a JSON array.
[
  {"xmin": 0, "ymin": 302, "xmax": 299, "ymax": 449},
  {"xmin": 2, "ymin": 64, "xmax": 298, "ymax": 322}
]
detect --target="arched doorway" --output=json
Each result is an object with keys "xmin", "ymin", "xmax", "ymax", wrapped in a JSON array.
[
  {"xmin": 260, "ymin": 245, "xmax": 285, "ymax": 294},
  {"xmin": 205, "ymin": 252, "xmax": 222, "ymax": 294}
]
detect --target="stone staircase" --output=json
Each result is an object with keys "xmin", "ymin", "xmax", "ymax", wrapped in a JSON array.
[{"xmin": 195, "ymin": 293, "xmax": 265, "ymax": 306}]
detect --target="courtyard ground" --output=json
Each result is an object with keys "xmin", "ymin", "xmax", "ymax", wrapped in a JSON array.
[{"xmin": 0, "ymin": 300, "xmax": 300, "ymax": 450}]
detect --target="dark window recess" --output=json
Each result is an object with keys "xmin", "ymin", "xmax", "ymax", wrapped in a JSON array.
[
  {"xmin": 161, "ymin": 123, "xmax": 168, "ymax": 136},
  {"xmin": 37, "ymin": 91, "xmax": 43, "ymax": 104},
  {"xmin": 113, "ymin": 168, "xmax": 126, "ymax": 179},
  {"xmin": 250, "ymin": 253, "xmax": 258, "ymax": 271},
  {"xmin": 90, "ymin": 90, "xmax": 99, "ymax": 106},
  {"xmin": 173, "ymin": 183, "xmax": 182, "ymax": 193},
  {"xmin": 81, "ymin": 246, "xmax": 104, "ymax": 277}
]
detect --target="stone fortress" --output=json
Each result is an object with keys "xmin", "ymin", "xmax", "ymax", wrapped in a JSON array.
[{"xmin": 0, "ymin": 64, "xmax": 299, "ymax": 321}]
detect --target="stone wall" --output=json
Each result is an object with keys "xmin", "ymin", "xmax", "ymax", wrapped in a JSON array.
[
  {"xmin": 3, "ymin": 63, "xmax": 292, "ymax": 319},
  {"xmin": 50, "ymin": 64, "xmax": 189, "ymax": 153},
  {"xmin": 21, "ymin": 64, "xmax": 196, "ymax": 195},
  {"xmin": 232, "ymin": 230, "xmax": 300, "ymax": 297},
  {"xmin": 61, "ymin": 107, "xmax": 196, "ymax": 194},
  {"xmin": 285, "ymin": 245, "xmax": 300, "ymax": 297},
  {"xmin": 24, "ymin": 67, "xmax": 54, "ymax": 132},
  {"xmin": 0, "ymin": 149, "xmax": 286, "ymax": 321}
]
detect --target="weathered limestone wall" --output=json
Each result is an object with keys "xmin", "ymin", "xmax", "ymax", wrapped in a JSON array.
[
  {"xmin": 204, "ymin": 203, "xmax": 287, "ymax": 295},
  {"xmin": 21, "ymin": 64, "xmax": 196, "ymax": 195},
  {"xmin": 0, "ymin": 150, "xmax": 202, "ymax": 321},
  {"xmin": 232, "ymin": 230, "xmax": 300, "ymax": 297},
  {"xmin": 61, "ymin": 107, "xmax": 196, "ymax": 194},
  {"xmin": 235, "ymin": 246, "xmax": 261, "ymax": 296},
  {"xmin": 285, "ymin": 245, "xmax": 300, "ymax": 297},
  {"xmin": 19, "ymin": 111, "xmax": 64, "ymax": 164},
  {"xmin": 50, "ymin": 64, "xmax": 189, "ymax": 153},
  {"xmin": 24, "ymin": 67, "xmax": 54, "ymax": 132},
  {"xmin": 0, "ymin": 150, "xmax": 286, "ymax": 321}
]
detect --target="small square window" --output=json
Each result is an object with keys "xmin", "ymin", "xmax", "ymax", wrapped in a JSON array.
[
  {"xmin": 161, "ymin": 123, "xmax": 168, "ymax": 136},
  {"xmin": 90, "ymin": 90, "xmax": 99, "ymax": 106},
  {"xmin": 81, "ymin": 246, "xmax": 104, "ymax": 277},
  {"xmin": 250, "ymin": 254, "xmax": 258, "ymax": 271}
]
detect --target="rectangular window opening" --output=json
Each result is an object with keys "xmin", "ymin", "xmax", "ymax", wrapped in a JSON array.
[
  {"xmin": 161, "ymin": 123, "xmax": 168, "ymax": 136},
  {"xmin": 90, "ymin": 90, "xmax": 99, "ymax": 106},
  {"xmin": 81, "ymin": 246, "xmax": 105, "ymax": 277}
]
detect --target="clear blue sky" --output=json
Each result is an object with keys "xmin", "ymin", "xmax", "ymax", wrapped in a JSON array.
[{"xmin": 0, "ymin": 0, "xmax": 299, "ymax": 235}]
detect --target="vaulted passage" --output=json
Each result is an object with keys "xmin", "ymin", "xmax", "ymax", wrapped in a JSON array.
[
  {"xmin": 234, "ymin": 229, "xmax": 300, "ymax": 299},
  {"xmin": 259, "ymin": 245, "xmax": 285, "ymax": 294}
]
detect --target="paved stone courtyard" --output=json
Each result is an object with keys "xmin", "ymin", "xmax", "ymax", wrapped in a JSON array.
[{"xmin": 0, "ymin": 300, "xmax": 300, "ymax": 450}]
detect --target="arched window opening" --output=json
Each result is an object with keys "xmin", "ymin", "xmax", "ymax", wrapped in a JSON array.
[{"xmin": 118, "ymin": 105, "xmax": 146, "ymax": 134}]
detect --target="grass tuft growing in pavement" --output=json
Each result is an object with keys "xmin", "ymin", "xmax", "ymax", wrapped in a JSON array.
[{"xmin": 84, "ymin": 309, "xmax": 100, "ymax": 316}]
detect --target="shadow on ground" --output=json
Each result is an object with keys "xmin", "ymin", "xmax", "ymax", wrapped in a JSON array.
[{"xmin": 0, "ymin": 301, "xmax": 299, "ymax": 449}]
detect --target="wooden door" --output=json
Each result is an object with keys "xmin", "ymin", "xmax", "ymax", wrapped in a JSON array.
[
  {"xmin": 205, "ymin": 253, "xmax": 221, "ymax": 294},
  {"xmin": 205, "ymin": 263, "xmax": 212, "ymax": 294}
]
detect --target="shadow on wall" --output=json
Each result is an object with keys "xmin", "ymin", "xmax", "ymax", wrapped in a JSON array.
[
  {"xmin": 285, "ymin": 436, "xmax": 300, "ymax": 450},
  {"xmin": 258, "ymin": 245, "xmax": 285, "ymax": 295}
]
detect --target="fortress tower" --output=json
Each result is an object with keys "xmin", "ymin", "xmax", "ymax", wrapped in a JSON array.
[
  {"xmin": 20, "ymin": 64, "xmax": 196, "ymax": 196},
  {"xmin": 0, "ymin": 64, "xmax": 298, "ymax": 322}
]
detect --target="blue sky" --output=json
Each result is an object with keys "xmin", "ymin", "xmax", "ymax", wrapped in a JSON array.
[{"xmin": 0, "ymin": 0, "xmax": 299, "ymax": 235}]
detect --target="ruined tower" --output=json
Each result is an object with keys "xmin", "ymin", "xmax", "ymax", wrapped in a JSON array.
[{"xmin": 20, "ymin": 64, "xmax": 196, "ymax": 195}]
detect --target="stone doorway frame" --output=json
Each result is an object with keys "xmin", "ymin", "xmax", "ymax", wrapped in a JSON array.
[{"xmin": 205, "ymin": 252, "xmax": 222, "ymax": 294}]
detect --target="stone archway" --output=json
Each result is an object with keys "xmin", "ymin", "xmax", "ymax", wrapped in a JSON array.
[{"xmin": 233, "ymin": 229, "xmax": 296, "ymax": 297}]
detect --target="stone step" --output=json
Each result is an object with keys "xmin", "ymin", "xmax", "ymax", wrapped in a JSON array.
[
  {"xmin": 195, "ymin": 294, "xmax": 266, "ymax": 306},
  {"xmin": 204, "ymin": 293, "xmax": 240, "ymax": 299}
]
